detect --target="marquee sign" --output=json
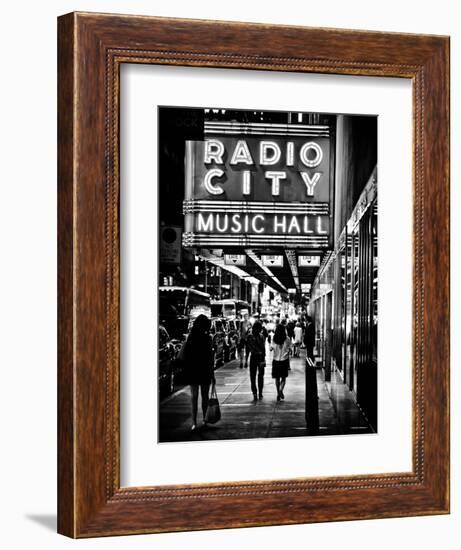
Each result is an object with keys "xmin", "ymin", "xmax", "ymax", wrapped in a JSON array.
[
  {"xmin": 183, "ymin": 121, "xmax": 332, "ymax": 249},
  {"xmin": 298, "ymin": 255, "xmax": 321, "ymax": 267},
  {"xmin": 261, "ymin": 255, "xmax": 284, "ymax": 267},
  {"xmin": 224, "ymin": 254, "xmax": 246, "ymax": 266}
]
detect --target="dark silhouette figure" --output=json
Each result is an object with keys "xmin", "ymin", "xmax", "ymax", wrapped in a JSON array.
[
  {"xmin": 182, "ymin": 314, "xmax": 215, "ymax": 430},
  {"xmin": 246, "ymin": 321, "xmax": 266, "ymax": 400}
]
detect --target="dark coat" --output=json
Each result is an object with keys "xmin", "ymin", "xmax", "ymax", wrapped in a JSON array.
[
  {"xmin": 183, "ymin": 333, "xmax": 214, "ymax": 385},
  {"xmin": 246, "ymin": 333, "xmax": 266, "ymax": 358},
  {"xmin": 286, "ymin": 321, "xmax": 295, "ymax": 339}
]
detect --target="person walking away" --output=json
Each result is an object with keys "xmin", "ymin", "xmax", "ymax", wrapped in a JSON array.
[
  {"xmin": 271, "ymin": 324, "xmax": 291, "ymax": 401},
  {"xmin": 304, "ymin": 315, "xmax": 316, "ymax": 365},
  {"xmin": 293, "ymin": 322, "xmax": 303, "ymax": 357},
  {"xmin": 261, "ymin": 319, "xmax": 268, "ymax": 341},
  {"xmin": 182, "ymin": 314, "xmax": 215, "ymax": 431},
  {"xmin": 238, "ymin": 313, "xmax": 250, "ymax": 368},
  {"xmin": 299, "ymin": 317, "xmax": 306, "ymax": 348},
  {"xmin": 286, "ymin": 319, "xmax": 295, "ymax": 357},
  {"xmin": 246, "ymin": 321, "xmax": 266, "ymax": 400}
]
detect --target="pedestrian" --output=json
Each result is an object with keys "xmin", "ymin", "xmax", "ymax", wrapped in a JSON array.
[
  {"xmin": 181, "ymin": 314, "xmax": 215, "ymax": 431},
  {"xmin": 304, "ymin": 315, "xmax": 316, "ymax": 365},
  {"xmin": 238, "ymin": 313, "xmax": 250, "ymax": 368},
  {"xmin": 246, "ymin": 321, "xmax": 266, "ymax": 400},
  {"xmin": 271, "ymin": 324, "xmax": 291, "ymax": 401},
  {"xmin": 261, "ymin": 319, "xmax": 269, "ymax": 341},
  {"xmin": 300, "ymin": 317, "xmax": 306, "ymax": 348},
  {"xmin": 286, "ymin": 319, "xmax": 295, "ymax": 361},
  {"xmin": 293, "ymin": 322, "xmax": 303, "ymax": 357}
]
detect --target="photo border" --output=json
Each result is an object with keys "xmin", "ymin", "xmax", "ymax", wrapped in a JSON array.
[
  {"xmin": 121, "ymin": 71, "xmax": 412, "ymax": 484},
  {"xmin": 57, "ymin": 12, "xmax": 450, "ymax": 537}
]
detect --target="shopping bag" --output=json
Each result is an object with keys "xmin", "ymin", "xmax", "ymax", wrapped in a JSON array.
[{"xmin": 205, "ymin": 383, "xmax": 221, "ymax": 424}]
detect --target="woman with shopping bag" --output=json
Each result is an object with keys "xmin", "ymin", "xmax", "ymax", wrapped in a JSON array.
[
  {"xmin": 181, "ymin": 314, "xmax": 216, "ymax": 431},
  {"xmin": 271, "ymin": 323, "xmax": 291, "ymax": 401}
]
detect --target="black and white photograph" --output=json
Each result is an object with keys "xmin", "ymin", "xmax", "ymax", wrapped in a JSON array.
[
  {"xmin": 158, "ymin": 106, "xmax": 378, "ymax": 443},
  {"xmin": 1, "ymin": 0, "xmax": 455, "ymax": 547}
]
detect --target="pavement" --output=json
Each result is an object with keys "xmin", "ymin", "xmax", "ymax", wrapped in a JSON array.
[{"xmin": 158, "ymin": 346, "xmax": 372, "ymax": 443}]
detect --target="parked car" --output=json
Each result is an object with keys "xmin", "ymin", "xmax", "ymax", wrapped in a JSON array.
[
  {"xmin": 158, "ymin": 325, "xmax": 176, "ymax": 397},
  {"xmin": 158, "ymin": 325, "xmax": 187, "ymax": 397},
  {"xmin": 210, "ymin": 318, "xmax": 227, "ymax": 368},
  {"xmin": 226, "ymin": 319, "xmax": 240, "ymax": 360}
]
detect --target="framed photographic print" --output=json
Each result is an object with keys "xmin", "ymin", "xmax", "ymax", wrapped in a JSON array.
[{"xmin": 57, "ymin": 12, "xmax": 450, "ymax": 537}]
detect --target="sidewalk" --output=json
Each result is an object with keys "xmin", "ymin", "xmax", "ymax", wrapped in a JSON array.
[{"xmin": 159, "ymin": 347, "xmax": 368, "ymax": 443}]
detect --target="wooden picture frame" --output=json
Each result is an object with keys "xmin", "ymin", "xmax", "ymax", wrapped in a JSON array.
[{"xmin": 57, "ymin": 12, "xmax": 450, "ymax": 537}]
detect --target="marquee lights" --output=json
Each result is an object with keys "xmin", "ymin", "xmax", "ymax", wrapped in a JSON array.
[
  {"xmin": 183, "ymin": 233, "xmax": 329, "ymax": 247},
  {"xmin": 202, "ymin": 138, "xmax": 324, "ymax": 198},
  {"xmin": 230, "ymin": 140, "xmax": 253, "ymax": 165},
  {"xmin": 183, "ymin": 200, "xmax": 329, "ymax": 215},
  {"xmin": 202, "ymin": 167, "xmax": 322, "ymax": 197},
  {"xmin": 300, "ymin": 141, "xmax": 323, "ymax": 167},
  {"xmin": 242, "ymin": 171, "xmax": 251, "ymax": 195},
  {"xmin": 301, "ymin": 172, "xmax": 321, "ymax": 196},
  {"xmin": 204, "ymin": 121, "xmax": 330, "ymax": 137},
  {"xmin": 184, "ymin": 127, "xmax": 332, "ymax": 250},
  {"xmin": 204, "ymin": 138, "xmax": 323, "ymax": 168},
  {"xmin": 196, "ymin": 212, "xmax": 328, "ymax": 235},
  {"xmin": 260, "ymin": 141, "xmax": 282, "ymax": 165},
  {"xmin": 203, "ymin": 168, "xmax": 225, "ymax": 195},
  {"xmin": 265, "ymin": 171, "xmax": 286, "ymax": 196},
  {"xmin": 203, "ymin": 139, "xmax": 323, "ymax": 197}
]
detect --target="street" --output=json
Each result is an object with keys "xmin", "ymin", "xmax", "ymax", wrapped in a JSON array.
[{"xmin": 159, "ymin": 348, "xmax": 372, "ymax": 442}]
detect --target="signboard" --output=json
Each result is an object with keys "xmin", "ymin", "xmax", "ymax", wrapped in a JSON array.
[
  {"xmin": 261, "ymin": 255, "xmax": 284, "ymax": 267},
  {"xmin": 298, "ymin": 255, "xmax": 321, "ymax": 267},
  {"xmin": 183, "ymin": 121, "xmax": 332, "ymax": 249},
  {"xmin": 160, "ymin": 225, "xmax": 182, "ymax": 264},
  {"xmin": 194, "ymin": 212, "xmax": 328, "ymax": 237},
  {"xmin": 224, "ymin": 254, "xmax": 246, "ymax": 266},
  {"xmin": 301, "ymin": 283, "xmax": 312, "ymax": 293},
  {"xmin": 189, "ymin": 136, "xmax": 330, "ymax": 203}
]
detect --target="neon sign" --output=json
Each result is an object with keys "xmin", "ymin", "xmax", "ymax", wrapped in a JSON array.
[
  {"xmin": 201, "ymin": 139, "xmax": 324, "ymax": 197},
  {"xmin": 183, "ymin": 122, "xmax": 332, "ymax": 249},
  {"xmin": 195, "ymin": 213, "xmax": 328, "ymax": 235}
]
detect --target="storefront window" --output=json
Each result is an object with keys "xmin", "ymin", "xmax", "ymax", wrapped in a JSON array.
[
  {"xmin": 352, "ymin": 227, "xmax": 360, "ymax": 392},
  {"xmin": 371, "ymin": 200, "xmax": 378, "ymax": 365},
  {"xmin": 339, "ymin": 247, "xmax": 346, "ymax": 372}
]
